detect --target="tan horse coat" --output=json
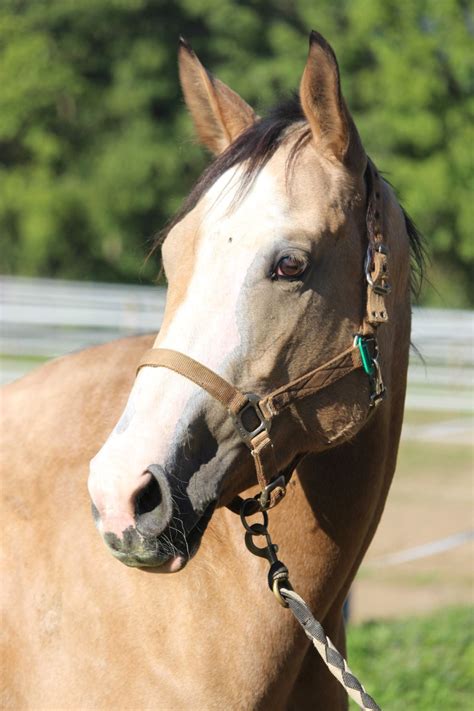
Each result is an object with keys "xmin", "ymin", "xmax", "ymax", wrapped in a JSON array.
[
  {"xmin": 1, "ymin": 318, "xmax": 409, "ymax": 709},
  {"xmin": 1, "ymin": 32, "xmax": 414, "ymax": 710}
]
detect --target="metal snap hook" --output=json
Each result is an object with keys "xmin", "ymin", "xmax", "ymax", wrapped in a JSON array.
[{"xmin": 240, "ymin": 499, "xmax": 269, "ymax": 533}]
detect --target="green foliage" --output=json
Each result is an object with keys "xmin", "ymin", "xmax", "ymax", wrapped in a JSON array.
[
  {"xmin": 1, "ymin": 0, "xmax": 472, "ymax": 304},
  {"xmin": 348, "ymin": 606, "xmax": 474, "ymax": 710}
]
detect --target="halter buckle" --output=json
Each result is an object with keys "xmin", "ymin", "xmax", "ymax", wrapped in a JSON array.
[
  {"xmin": 365, "ymin": 244, "xmax": 391, "ymax": 295},
  {"xmin": 354, "ymin": 335, "xmax": 386, "ymax": 407},
  {"xmin": 370, "ymin": 357, "xmax": 386, "ymax": 406},
  {"xmin": 258, "ymin": 474, "xmax": 287, "ymax": 510},
  {"xmin": 230, "ymin": 393, "xmax": 272, "ymax": 447},
  {"xmin": 371, "ymin": 282, "xmax": 391, "ymax": 296}
]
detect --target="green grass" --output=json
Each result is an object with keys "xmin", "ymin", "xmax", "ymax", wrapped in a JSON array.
[
  {"xmin": 396, "ymin": 441, "xmax": 473, "ymax": 478},
  {"xmin": 0, "ymin": 354, "xmax": 49, "ymax": 365},
  {"xmin": 347, "ymin": 606, "xmax": 474, "ymax": 710},
  {"xmin": 403, "ymin": 410, "xmax": 473, "ymax": 426}
]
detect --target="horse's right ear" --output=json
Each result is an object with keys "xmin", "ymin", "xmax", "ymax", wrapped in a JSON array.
[
  {"xmin": 178, "ymin": 37, "xmax": 257, "ymax": 155},
  {"xmin": 300, "ymin": 31, "xmax": 366, "ymax": 174}
]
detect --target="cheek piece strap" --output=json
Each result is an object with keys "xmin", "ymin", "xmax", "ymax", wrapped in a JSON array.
[{"xmin": 136, "ymin": 158, "xmax": 389, "ymax": 512}]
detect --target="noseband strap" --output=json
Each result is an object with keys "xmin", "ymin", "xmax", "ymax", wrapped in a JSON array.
[
  {"xmin": 138, "ymin": 348, "xmax": 249, "ymax": 414},
  {"xmin": 136, "ymin": 157, "xmax": 389, "ymax": 511},
  {"xmin": 137, "ymin": 338, "xmax": 368, "ymax": 509}
]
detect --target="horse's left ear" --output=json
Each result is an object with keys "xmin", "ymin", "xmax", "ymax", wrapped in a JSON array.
[
  {"xmin": 178, "ymin": 37, "xmax": 257, "ymax": 155},
  {"xmin": 300, "ymin": 31, "xmax": 366, "ymax": 174}
]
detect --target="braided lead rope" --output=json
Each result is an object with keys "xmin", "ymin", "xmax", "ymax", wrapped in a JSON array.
[{"xmin": 280, "ymin": 588, "xmax": 381, "ymax": 711}]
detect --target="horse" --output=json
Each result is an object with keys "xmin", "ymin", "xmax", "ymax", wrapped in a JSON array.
[{"xmin": 1, "ymin": 31, "xmax": 423, "ymax": 710}]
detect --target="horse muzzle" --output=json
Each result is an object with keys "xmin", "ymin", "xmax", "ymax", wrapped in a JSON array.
[{"xmin": 90, "ymin": 463, "xmax": 215, "ymax": 572}]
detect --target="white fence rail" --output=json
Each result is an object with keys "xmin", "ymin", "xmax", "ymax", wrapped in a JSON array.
[{"xmin": 1, "ymin": 276, "xmax": 473, "ymax": 424}]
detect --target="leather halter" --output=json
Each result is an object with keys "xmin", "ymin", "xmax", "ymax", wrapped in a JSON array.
[{"xmin": 136, "ymin": 157, "xmax": 390, "ymax": 511}]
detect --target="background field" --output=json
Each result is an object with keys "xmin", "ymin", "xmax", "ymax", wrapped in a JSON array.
[
  {"xmin": 354, "ymin": 435, "xmax": 472, "ymax": 622},
  {"xmin": 348, "ymin": 417, "xmax": 473, "ymax": 708}
]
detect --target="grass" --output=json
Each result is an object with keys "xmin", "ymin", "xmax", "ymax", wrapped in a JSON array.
[
  {"xmin": 356, "ymin": 567, "xmax": 446, "ymax": 586},
  {"xmin": 347, "ymin": 606, "xmax": 474, "ymax": 710},
  {"xmin": 396, "ymin": 441, "xmax": 473, "ymax": 479},
  {"xmin": 403, "ymin": 409, "xmax": 473, "ymax": 426},
  {"xmin": 0, "ymin": 353, "xmax": 49, "ymax": 365}
]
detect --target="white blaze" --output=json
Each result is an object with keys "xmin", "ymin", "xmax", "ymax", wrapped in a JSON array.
[{"xmin": 88, "ymin": 165, "xmax": 289, "ymax": 533}]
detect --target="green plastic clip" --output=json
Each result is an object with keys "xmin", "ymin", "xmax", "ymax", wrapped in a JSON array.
[{"xmin": 356, "ymin": 336, "xmax": 375, "ymax": 377}]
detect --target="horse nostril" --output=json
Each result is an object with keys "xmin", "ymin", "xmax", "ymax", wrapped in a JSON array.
[
  {"xmin": 134, "ymin": 464, "xmax": 172, "ymax": 538},
  {"xmin": 135, "ymin": 475, "xmax": 162, "ymax": 516}
]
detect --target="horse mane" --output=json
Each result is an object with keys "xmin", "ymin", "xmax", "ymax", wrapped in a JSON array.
[
  {"xmin": 153, "ymin": 94, "xmax": 425, "ymax": 297},
  {"xmin": 401, "ymin": 207, "xmax": 426, "ymax": 300}
]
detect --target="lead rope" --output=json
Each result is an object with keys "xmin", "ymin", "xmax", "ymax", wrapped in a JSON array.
[
  {"xmin": 280, "ymin": 588, "xmax": 381, "ymax": 711},
  {"xmin": 240, "ymin": 502, "xmax": 382, "ymax": 711}
]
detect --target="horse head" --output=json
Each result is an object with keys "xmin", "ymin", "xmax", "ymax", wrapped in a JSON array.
[{"xmin": 88, "ymin": 32, "xmax": 409, "ymax": 571}]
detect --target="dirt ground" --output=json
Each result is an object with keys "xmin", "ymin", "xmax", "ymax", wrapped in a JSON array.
[{"xmin": 352, "ymin": 416, "xmax": 473, "ymax": 622}]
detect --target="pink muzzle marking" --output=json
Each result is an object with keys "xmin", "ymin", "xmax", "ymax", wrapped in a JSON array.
[{"xmin": 88, "ymin": 469, "xmax": 153, "ymax": 538}]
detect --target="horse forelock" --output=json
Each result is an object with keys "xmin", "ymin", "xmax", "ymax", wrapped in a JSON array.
[
  {"xmin": 152, "ymin": 94, "xmax": 309, "ymax": 254},
  {"xmin": 152, "ymin": 90, "xmax": 424, "ymax": 304}
]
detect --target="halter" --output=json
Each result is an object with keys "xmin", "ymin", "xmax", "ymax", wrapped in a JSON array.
[{"xmin": 136, "ymin": 158, "xmax": 390, "ymax": 511}]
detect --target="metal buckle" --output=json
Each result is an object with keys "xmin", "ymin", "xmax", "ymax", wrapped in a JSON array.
[
  {"xmin": 258, "ymin": 474, "xmax": 287, "ymax": 511},
  {"xmin": 370, "ymin": 357, "xmax": 386, "ymax": 406},
  {"xmin": 364, "ymin": 244, "xmax": 391, "ymax": 295},
  {"xmin": 230, "ymin": 393, "xmax": 271, "ymax": 448},
  {"xmin": 372, "ymin": 281, "xmax": 391, "ymax": 296},
  {"xmin": 354, "ymin": 335, "xmax": 386, "ymax": 407},
  {"xmin": 354, "ymin": 334, "xmax": 376, "ymax": 377}
]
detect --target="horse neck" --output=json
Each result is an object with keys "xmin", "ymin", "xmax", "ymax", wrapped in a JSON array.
[{"xmin": 198, "ymin": 288, "xmax": 412, "ymax": 690}]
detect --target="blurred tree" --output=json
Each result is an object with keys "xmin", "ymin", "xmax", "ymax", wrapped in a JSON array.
[{"xmin": 0, "ymin": 0, "xmax": 472, "ymax": 304}]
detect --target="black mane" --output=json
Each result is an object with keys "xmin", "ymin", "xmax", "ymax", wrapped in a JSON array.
[{"xmin": 154, "ymin": 93, "xmax": 425, "ymax": 297}]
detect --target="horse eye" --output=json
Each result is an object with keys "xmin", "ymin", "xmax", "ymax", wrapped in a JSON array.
[{"xmin": 274, "ymin": 254, "xmax": 308, "ymax": 279}]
